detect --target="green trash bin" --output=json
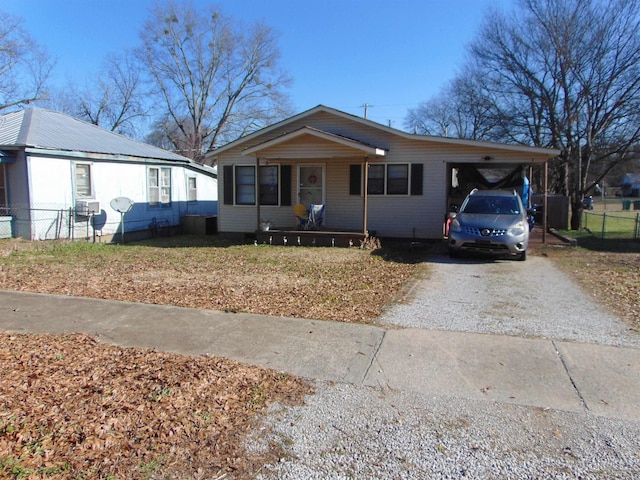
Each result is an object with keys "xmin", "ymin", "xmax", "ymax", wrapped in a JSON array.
[
  {"xmin": 634, "ymin": 201, "xmax": 640, "ymax": 210},
  {"xmin": 622, "ymin": 200, "xmax": 631, "ymax": 210}
]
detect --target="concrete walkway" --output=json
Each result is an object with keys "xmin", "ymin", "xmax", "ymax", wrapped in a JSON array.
[{"xmin": 1, "ymin": 289, "xmax": 639, "ymax": 421}]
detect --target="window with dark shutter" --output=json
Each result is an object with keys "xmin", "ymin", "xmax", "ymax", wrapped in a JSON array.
[
  {"xmin": 411, "ymin": 163, "xmax": 423, "ymax": 195},
  {"xmin": 223, "ymin": 165, "xmax": 234, "ymax": 205},
  {"xmin": 349, "ymin": 164, "xmax": 361, "ymax": 195},
  {"xmin": 281, "ymin": 165, "xmax": 292, "ymax": 205}
]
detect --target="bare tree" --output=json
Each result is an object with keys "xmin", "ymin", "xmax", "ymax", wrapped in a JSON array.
[
  {"xmin": 138, "ymin": 1, "xmax": 293, "ymax": 163},
  {"xmin": 483, "ymin": 0, "xmax": 640, "ymax": 228},
  {"xmin": 0, "ymin": 10, "xmax": 54, "ymax": 112},
  {"xmin": 406, "ymin": 72, "xmax": 499, "ymax": 140},
  {"xmin": 63, "ymin": 52, "xmax": 148, "ymax": 136},
  {"xmin": 410, "ymin": 0, "xmax": 640, "ymax": 228}
]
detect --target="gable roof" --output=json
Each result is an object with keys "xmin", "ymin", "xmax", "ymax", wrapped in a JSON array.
[
  {"xmin": 0, "ymin": 108, "xmax": 191, "ymax": 163},
  {"xmin": 242, "ymin": 126, "xmax": 387, "ymax": 157},
  {"xmin": 207, "ymin": 104, "xmax": 561, "ymax": 159}
]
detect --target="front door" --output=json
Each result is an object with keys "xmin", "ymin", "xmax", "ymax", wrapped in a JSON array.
[{"xmin": 298, "ymin": 164, "xmax": 325, "ymax": 208}]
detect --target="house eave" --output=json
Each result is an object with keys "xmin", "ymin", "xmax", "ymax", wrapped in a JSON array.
[{"xmin": 23, "ymin": 146, "xmax": 192, "ymax": 165}]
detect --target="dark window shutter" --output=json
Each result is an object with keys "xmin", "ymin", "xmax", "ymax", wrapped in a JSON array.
[
  {"xmin": 410, "ymin": 163, "xmax": 423, "ymax": 196},
  {"xmin": 280, "ymin": 165, "xmax": 292, "ymax": 206},
  {"xmin": 223, "ymin": 165, "xmax": 234, "ymax": 204},
  {"xmin": 349, "ymin": 164, "xmax": 362, "ymax": 195}
]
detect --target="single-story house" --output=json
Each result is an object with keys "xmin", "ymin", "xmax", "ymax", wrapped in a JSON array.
[
  {"xmin": 621, "ymin": 173, "xmax": 640, "ymax": 197},
  {"xmin": 206, "ymin": 105, "xmax": 559, "ymax": 245},
  {"xmin": 0, "ymin": 108, "xmax": 217, "ymax": 241}
]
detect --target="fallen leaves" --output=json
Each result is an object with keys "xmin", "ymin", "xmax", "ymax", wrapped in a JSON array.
[
  {"xmin": 546, "ymin": 247, "xmax": 640, "ymax": 332},
  {"xmin": 0, "ymin": 238, "xmax": 420, "ymax": 324},
  {"xmin": 0, "ymin": 332, "xmax": 312, "ymax": 479}
]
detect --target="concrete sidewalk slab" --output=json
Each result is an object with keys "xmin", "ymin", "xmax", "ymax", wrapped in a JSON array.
[
  {"xmin": 2, "ymin": 290, "xmax": 639, "ymax": 421},
  {"xmin": 555, "ymin": 341, "xmax": 640, "ymax": 421},
  {"xmin": 365, "ymin": 329, "xmax": 584, "ymax": 413},
  {"xmin": 0, "ymin": 290, "xmax": 383, "ymax": 385}
]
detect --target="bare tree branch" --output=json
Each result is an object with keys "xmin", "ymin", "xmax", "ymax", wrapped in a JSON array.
[
  {"xmin": 0, "ymin": 10, "xmax": 54, "ymax": 112},
  {"xmin": 138, "ymin": 2, "xmax": 293, "ymax": 163}
]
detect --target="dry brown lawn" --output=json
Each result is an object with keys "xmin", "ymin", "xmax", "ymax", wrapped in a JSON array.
[
  {"xmin": 1, "ymin": 234, "xmax": 638, "ymax": 479},
  {"xmin": 0, "ymin": 236, "xmax": 422, "ymax": 479}
]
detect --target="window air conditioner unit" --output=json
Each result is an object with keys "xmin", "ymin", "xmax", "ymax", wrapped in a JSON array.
[{"xmin": 75, "ymin": 200, "xmax": 100, "ymax": 217}]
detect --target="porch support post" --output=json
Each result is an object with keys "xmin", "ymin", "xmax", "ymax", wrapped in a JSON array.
[
  {"xmin": 256, "ymin": 157, "xmax": 261, "ymax": 231},
  {"xmin": 543, "ymin": 160, "xmax": 548, "ymax": 244},
  {"xmin": 363, "ymin": 157, "xmax": 369, "ymax": 236}
]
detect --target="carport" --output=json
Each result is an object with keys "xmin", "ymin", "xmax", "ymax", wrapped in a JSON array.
[{"xmin": 446, "ymin": 156, "xmax": 554, "ymax": 243}]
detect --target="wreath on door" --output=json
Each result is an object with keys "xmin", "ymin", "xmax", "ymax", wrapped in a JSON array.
[{"xmin": 308, "ymin": 173, "xmax": 317, "ymax": 184}]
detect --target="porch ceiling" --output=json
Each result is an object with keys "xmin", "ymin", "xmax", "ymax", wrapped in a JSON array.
[{"xmin": 241, "ymin": 126, "xmax": 387, "ymax": 159}]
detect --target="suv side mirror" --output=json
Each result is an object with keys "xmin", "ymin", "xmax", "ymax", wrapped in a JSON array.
[{"xmin": 448, "ymin": 204, "xmax": 459, "ymax": 213}]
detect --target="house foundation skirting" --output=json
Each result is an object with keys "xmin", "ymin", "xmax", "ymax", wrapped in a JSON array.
[{"xmin": 255, "ymin": 229, "xmax": 367, "ymax": 247}]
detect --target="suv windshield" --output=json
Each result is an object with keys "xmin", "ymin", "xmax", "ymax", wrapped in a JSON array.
[{"xmin": 461, "ymin": 195, "xmax": 521, "ymax": 215}]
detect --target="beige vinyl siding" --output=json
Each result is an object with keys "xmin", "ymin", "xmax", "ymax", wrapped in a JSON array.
[{"xmin": 214, "ymin": 109, "xmax": 555, "ymax": 238}]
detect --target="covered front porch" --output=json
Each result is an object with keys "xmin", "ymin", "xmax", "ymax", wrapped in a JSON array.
[{"xmin": 243, "ymin": 126, "xmax": 388, "ymax": 243}]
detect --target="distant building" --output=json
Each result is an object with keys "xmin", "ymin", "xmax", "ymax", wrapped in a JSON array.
[{"xmin": 621, "ymin": 173, "xmax": 640, "ymax": 197}]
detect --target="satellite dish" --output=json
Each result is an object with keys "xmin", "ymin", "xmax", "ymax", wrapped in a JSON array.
[
  {"xmin": 110, "ymin": 197, "xmax": 134, "ymax": 243},
  {"xmin": 110, "ymin": 197, "xmax": 134, "ymax": 213}
]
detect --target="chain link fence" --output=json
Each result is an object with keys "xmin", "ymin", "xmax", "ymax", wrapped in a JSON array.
[
  {"xmin": 1, "ymin": 202, "xmax": 148, "ymax": 241},
  {"xmin": 583, "ymin": 199, "xmax": 640, "ymax": 240}
]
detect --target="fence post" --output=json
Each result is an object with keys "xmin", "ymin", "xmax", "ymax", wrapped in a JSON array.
[
  {"xmin": 636, "ymin": 212, "xmax": 640, "ymax": 240},
  {"xmin": 601, "ymin": 211, "xmax": 606, "ymax": 239}
]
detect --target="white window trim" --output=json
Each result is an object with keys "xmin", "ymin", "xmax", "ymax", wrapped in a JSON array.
[
  {"xmin": 234, "ymin": 164, "xmax": 256, "ymax": 206},
  {"xmin": 148, "ymin": 166, "xmax": 172, "ymax": 207},
  {"xmin": 258, "ymin": 164, "xmax": 281, "ymax": 207},
  {"xmin": 367, "ymin": 162, "xmax": 411, "ymax": 196},
  {"xmin": 187, "ymin": 175, "xmax": 197, "ymax": 202},
  {"xmin": 74, "ymin": 162, "xmax": 94, "ymax": 199}
]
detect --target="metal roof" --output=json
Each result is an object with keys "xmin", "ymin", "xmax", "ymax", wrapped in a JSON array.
[{"xmin": 0, "ymin": 108, "xmax": 192, "ymax": 163}]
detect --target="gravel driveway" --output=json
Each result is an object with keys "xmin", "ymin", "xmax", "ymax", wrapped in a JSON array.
[{"xmin": 248, "ymin": 254, "xmax": 640, "ymax": 479}]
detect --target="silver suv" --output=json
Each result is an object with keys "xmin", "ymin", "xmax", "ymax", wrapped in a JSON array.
[{"xmin": 447, "ymin": 189, "xmax": 529, "ymax": 261}]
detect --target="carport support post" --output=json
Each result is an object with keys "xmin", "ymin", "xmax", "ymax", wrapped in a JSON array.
[{"xmin": 363, "ymin": 157, "xmax": 369, "ymax": 236}]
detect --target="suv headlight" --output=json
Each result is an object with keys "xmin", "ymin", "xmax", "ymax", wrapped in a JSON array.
[
  {"xmin": 508, "ymin": 221, "xmax": 526, "ymax": 236},
  {"xmin": 450, "ymin": 218, "xmax": 462, "ymax": 233}
]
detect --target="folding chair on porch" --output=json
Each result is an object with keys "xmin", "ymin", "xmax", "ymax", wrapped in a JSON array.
[{"xmin": 308, "ymin": 204, "xmax": 325, "ymax": 229}]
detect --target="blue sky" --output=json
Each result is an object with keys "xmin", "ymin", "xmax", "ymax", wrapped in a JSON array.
[{"xmin": 4, "ymin": 0, "xmax": 513, "ymax": 130}]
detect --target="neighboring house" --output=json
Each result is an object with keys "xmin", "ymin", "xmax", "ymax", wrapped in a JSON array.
[
  {"xmin": 621, "ymin": 173, "xmax": 640, "ymax": 197},
  {"xmin": 0, "ymin": 108, "xmax": 217, "ymax": 241},
  {"xmin": 206, "ymin": 105, "xmax": 559, "ymax": 241}
]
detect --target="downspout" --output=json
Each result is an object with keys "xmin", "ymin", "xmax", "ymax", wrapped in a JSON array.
[{"xmin": 363, "ymin": 157, "xmax": 369, "ymax": 236}]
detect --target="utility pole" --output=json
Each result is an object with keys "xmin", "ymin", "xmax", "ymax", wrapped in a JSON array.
[{"xmin": 360, "ymin": 103, "xmax": 372, "ymax": 119}]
